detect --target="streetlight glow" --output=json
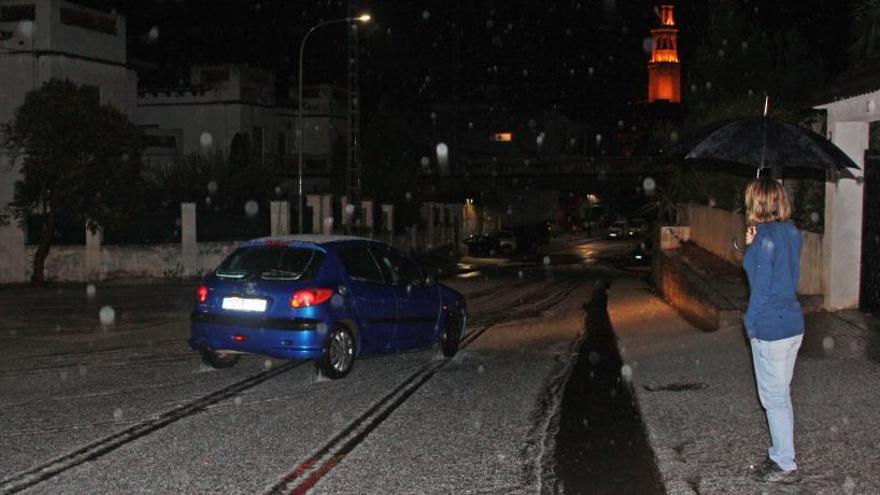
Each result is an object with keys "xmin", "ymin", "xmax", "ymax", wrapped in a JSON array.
[{"xmin": 297, "ymin": 13, "xmax": 372, "ymax": 233}]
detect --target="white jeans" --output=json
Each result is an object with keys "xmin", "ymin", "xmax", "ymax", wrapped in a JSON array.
[{"xmin": 750, "ymin": 333, "xmax": 803, "ymax": 471}]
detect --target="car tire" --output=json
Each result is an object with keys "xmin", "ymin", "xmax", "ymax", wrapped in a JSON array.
[
  {"xmin": 318, "ymin": 326, "xmax": 356, "ymax": 379},
  {"xmin": 201, "ymin": 349, "xmax": 240, "ymax": 369},
  {"xmin": 439, "ymin": 312, "xmax": 462, "ymax": 358}
]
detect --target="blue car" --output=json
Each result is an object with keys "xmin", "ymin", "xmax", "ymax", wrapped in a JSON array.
[{"xmin": 189, "ymin": 235, "xmax": 468, "ymax": 379}]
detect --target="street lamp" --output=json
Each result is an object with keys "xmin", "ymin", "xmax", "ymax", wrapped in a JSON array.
[{"xmin": 298, "ymin": 13, "xmax": 371, "ymax": 233}]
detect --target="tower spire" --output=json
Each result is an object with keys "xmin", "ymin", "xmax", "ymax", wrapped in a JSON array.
[{"xmin": 647, "ymin": 5, "xmax": 681, "ymax": 103}]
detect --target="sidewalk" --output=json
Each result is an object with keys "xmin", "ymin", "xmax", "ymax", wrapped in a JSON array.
[{"xmin": 608, "ymin": 277, "xmax": 880, "ymax": 494}]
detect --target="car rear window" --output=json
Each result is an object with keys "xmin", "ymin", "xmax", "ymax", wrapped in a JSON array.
[{"xmin": 215, "ymin": 247, "xmax": 324, "ymax": 280}]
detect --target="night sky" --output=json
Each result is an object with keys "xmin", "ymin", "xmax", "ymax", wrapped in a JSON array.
[{"xmin": 79, "ymin": 0, "xmax": 854, "ymax": 133}]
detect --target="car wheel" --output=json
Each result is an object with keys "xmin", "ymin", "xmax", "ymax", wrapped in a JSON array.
[
  {"xmin": 201, "ymin": 349, "xmax": 240, "ymax": 369},
  {"xmin": 319, "ymin": 326, "xmax": 355, "ymax": 379},
  {"xmin": 439, "ymin": 312, "xmax": 462, "ymax": 358}
]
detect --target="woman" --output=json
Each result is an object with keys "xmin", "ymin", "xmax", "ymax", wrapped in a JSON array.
[{"xmin": 742, "ymin": 177, "xmax": 805, "ymax": 483}]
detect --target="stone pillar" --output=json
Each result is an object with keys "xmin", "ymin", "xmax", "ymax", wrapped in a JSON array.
[
  {"xmin": 381, "ymin": 204, "xmax": 394, "ymax": 232},
  {"xmin": 270, "ymin": 201, "xmax": 290, "ymax": 236},
  {"xmin": 340, "ymin": 196, "xmax": 351, "ymax": 227},
  {"xmin": 321, "ymin": 194, "xmax": 333, "ymax": 235},
  {"xmin": 306, "ymin": 194, "xmax": 322, "ymax": 234},
  {"xmin": 85, "ymin": 223, "xmax": 103, "ymax": 281},
  {"xmin": 823, "ymin": 121, "xmax": 868, "ymax": 310},
  {"xmin": 361, "ymin": 200, "xmax": 374, "ymax": 229},
  {"xmin": 181, "ymin": 203, "xmax": 197, "ymax": 277},
  {"xmin": 0, "ymin": 221, "xmax": 26, "ymax": 283}
]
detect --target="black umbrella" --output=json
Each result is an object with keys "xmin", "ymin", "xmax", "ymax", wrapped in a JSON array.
[{"xmin": 676, "ymin": 115, "xmax": 860, "ymax": 179}]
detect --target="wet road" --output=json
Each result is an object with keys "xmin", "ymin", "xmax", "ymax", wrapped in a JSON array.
[{"xmin": 0, "ymin": 234, "xmax": 660, "ymax": 494}]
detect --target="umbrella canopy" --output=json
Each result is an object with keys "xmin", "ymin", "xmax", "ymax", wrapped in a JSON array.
[{"xmin": 676, "ymin": 116, "xmax": 860, "ymax": 179}]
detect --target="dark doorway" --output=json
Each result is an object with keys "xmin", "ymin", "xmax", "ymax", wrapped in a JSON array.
[{"xmin": 860, "ymin": 151, "xmax": 880, "ymax": 311}]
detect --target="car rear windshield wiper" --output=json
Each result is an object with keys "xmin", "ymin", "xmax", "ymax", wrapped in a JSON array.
[
  {"xmin": 216, "ymin": 269, "xmax": 248, "ymax": 279},
  {"xmin": 260, "ymin": 269, "xmax": 302, "ymax": 280}
]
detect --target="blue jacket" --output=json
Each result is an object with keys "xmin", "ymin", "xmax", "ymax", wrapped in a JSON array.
[{"xmin": 742, "ymin": 221, "xmax": 805, "ymax": 340}]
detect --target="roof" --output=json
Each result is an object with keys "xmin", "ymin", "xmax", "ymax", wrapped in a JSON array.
[{"xmin": 811, "ymin": 57, "xmax": 880, "ymax": 106}]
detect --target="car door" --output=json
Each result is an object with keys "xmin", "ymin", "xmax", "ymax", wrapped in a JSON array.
[
  {"xmin": 337, "ymin": 243, "xmax": 397, "ymax": 354},
  {"xmin": 371, "ymin": 246, "xmax": 441, "ymax": 349}
]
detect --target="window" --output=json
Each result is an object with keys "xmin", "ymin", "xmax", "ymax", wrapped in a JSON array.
[
  {"xmin": 143, "ymin": 135, "xmax": 177, "ymax": 148},
  {"xmin": 201, "ymin": 69, "xmax": 230, "ymax": 85},
  {"xmin": 339, "ymin": 245, "xmax": 385, "ymax": 284},
  {"xmin": 1, "ymin": 4, "xmax": 35, "ymax": 22},
  {"xmin": 217, "ymin": 247, "xmax": 323, "ymax": 280},
  {"xmin": 371, "ymin": 246, "xmax": 423, "ymax": 287},
  {"xmin": 60, "ymin": 6, "xmax": 116, "ymax": 35}
]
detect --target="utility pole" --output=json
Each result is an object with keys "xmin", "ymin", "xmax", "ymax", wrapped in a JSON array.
[{"xmin": 346, "ymin": 0, "xmax": 362, "ymax": 228}]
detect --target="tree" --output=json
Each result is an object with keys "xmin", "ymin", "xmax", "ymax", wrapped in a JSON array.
[{"xmin": 2, "ymin": 79, "xmax": 143, "ymax": 285}]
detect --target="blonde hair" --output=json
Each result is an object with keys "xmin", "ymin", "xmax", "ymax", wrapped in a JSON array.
[{"xmin": 745, "ymin": 177, "xmax": 791, "ymax": 225}]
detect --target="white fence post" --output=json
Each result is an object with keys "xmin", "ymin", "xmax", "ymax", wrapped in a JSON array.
[
  {"xmin": 270, "ymin": 201, "xmax": 290, "ymax": 236},
  {"xmin": 181, "ymin": 203, "xmax": 197, "ymax": 277},
  {"xmin": 85, "ymin": 223, "xmax": 103, "ymax": 281},
  {"xmin": 0, "ymin": 220, "xmax": 26, "ymax": 283}
]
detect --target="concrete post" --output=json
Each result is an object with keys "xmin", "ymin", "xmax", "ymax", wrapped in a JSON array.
[
  {"xmin": 823, "ymin": 121, "xmax": 868, "ymax": 310},
  {"xmin": 361, "ymin": 200, "xmax": 374, "ymax": 229},
  {"xmin": 306, "ymin": 194, "xmax": 322, "ymax": 234},
  {"xmin": 321, "ymin": 194, "xmax": 333, "ymax": 235},
  {"xmin": 341, "ymin": 196, "xmax": 351, "ymax": 227},
  {"xmin": 270, "ymin": 201, "xmax": 290, "ymax": 236},
  {"xmin": 85, "ymin": 223, "xmax": 103, "ymax": 281},
  {"xmin": 381, "ymin": 204, "xmax": 394, "ymax": 232},
  {"xmin": 181, "ymin": 203, "xmax": 197, "ymax": 277},
  {"xmin": 0, "ymin": 221, "xmax": 26, "ymax": 283}
]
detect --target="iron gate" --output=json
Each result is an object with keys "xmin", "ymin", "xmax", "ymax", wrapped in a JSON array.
[{"xmin": 860, "ymin": 152, "xmax": 880, "ymax": 311}]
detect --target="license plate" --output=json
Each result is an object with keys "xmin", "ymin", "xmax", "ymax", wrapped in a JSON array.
[{"xmin": 222, "ymin": 297, "xmax": 267, "ymax": 312}]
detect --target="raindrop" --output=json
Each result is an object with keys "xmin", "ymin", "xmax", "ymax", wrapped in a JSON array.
[
  {"xmin": 478, "ymin": 365, "xmax": 485, "ymax": 373},
  {"xmin": 148, "ymin": 26, "xmax": 159, "ymax": 41},
  {"xmin": 588, "ymin": 351, "xmax": 600, "ymax": 365},
  {"xmin": 617, "ymin": 120, "xmax": 624, "ymax": 128},
  {"xmin": 420, "ymin": 156, "xmax": 430, "ymax": 168},
  {"xmin": 323, "ymin": 217, "xmax": 334, "ymax": 228},
  {"xmin": 595, "ymin": 134, "xmax": 603, "ymax": 144},
  {"xmin": 234, "ymin": 396, "xmax": 243, "ymax": 406},
  {"xmin": 643, "ymin": 177, "xmax": 657, "ymax": 195},
  {"xmin": 275, "ymin": 186, "xmax": 283, "ymax": 196},
  {"xmin": 691, "ymin": 84, "xmax": 698, "ymax": 92},
  {"xmin": 810, "ymin": 212, "xmax": 820, "ymax": 223},
  {"xmin": 207, "ymin": 181, "xmax": 218, "ymax": 195},
  {"xmin": 588, "ymin": 67, "xmax": 595, "ymax": 76},
  {"xmin": 522, "ymin": 69, "xmax": 529, "ymax": 77},
  {"xmin": 822, "ymin": 336, "xmax": 835, "ymax": 352},
  {"xmin": 536, "ymin": 133, "xmax": 545, "ymax": 146},
  {"xmin": 345, "ymin": 204, "xmax": 355, "ymax": 215},
  {"xmin": 86, "ymin": 284, "xmax": 96, "ymax": 298},
  {"xmin": 670, "ymin": 131, "xmax": 679, "ymax": 142},
  {"xmin": 528, "ymin": 118, "xmax": 537, "ymax": 129},
  {"xmin": 468, "ymin": 121, "xmax": 474, "ymax": 129},
  {"xmin": 741, "ymin": 40, "xmax": 749, "ymax": 50},
  {"xmin": 486, "ymin": 19, "xmax": 494, "ymax": 29},
  {"xmin": 705, "ymin": 81, "xmax": 713, "ymax": 90},
  {"xmin": 113, "ymin": 408, "xmax": 124, "ymax": 420},
  {"xmin": 60, "ymin": 371, "xmax": 68, "ymax": 381},
  {"xmin": 424, "ymin": 75, "xmax": 431, "ymax": 83},
  {"xmin": 331, "ymin": 294, "xmax": 344, "ymax": 308},
  {"xmin": 518, "ymin": 270, "xmax": 524, "ymax": 279},
  {"xmin": 642, "ymin": 37, "xmax": 653, "ymax": 53},
  {"xmin": 18, "ymin": 20, "xmax": 33, "ymax": 38},
  {"xmin": 244, "ymin": 200, "xmax": 259, "ymax": 217},
  {"xmin": 263, "ymin": 359, "xmax": 273, "ymax": 369},
  {"xmin": 405, "ymin": 192, "xmax": 412, "ymax": 201},
  {"xmin": 200, "ymin": 132, "xmax": 213, "ymax": 147},
  {"xmin": 317, "ymin": 322, "xmax": 328, "ymax": 333},
  {"xmin": 422, "ymin": 10, "xmax": 430, "ymax": 20},
  {"xmin": 99, "ymin": 306, "xmax": 116, "ymax": 326},
  {"xmin": 79, "ymin": 364, "xmax": 88, "ymax": 377},
  {"xmin": 543, "ymin": 256, "xmax": 551, "ymax": 266},
  {"xmin": 717, "ymin": 49, "xmax": 725, "ymax": 58},
  {"xmin": 621, "ymin": 364, "xmax": 633, "ymax": 380}
]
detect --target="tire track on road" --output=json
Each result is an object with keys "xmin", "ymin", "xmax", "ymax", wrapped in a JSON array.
[
  {"xmin": 265, "ymin": 278, "xmax": 582, "ymax": 495},
  {"xmin": 0, "ymin": 361, "xmax": 303, "ymax": 494}
]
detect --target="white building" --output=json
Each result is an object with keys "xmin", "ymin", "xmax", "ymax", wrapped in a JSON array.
[
  {"xmin": 0, "ymin": 0, "xmax": 137, "ymax": 207},
  {"xmin": 0, "ymin": 0, "xmax": 349, "ymax": 209},
  {"xmin": 136, "ymin": 65, "xmax": 348, "ymax": 193}
]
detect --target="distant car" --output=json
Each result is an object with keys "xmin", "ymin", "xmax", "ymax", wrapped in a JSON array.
[
  {"xmin": 627, "ymin": 218, "xmax": 647, "ymax": 237},
  {"xmin": 632, "ymin": 237, "xmax": 653, "ymax": 263},
  {"xmin": 463, "ymin": 233, "xmax": 501, "ymax": 256},
  {"xmin": 189, "ymin": 235, "xmax": 468, "ymax": 379},
  {"xmin": 494, "ymin": 230, "xmax": 518, "ymax": 254},
  {"xmin": 607, "ymin": 220, "xmax": 627, "ymax": 239}
]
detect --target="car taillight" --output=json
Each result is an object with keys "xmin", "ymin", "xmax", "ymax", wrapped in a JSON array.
[
  {"xmin": 290, "ymin": 288, "xmax": 333, "ymax": 308},
  {"xmin": 197, "ymin": 285, "xmax": 209, "ymax": 303}
]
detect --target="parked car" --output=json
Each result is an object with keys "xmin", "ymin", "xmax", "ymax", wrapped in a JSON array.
[
  {"xmin": 494, "ymin": 230, "xmax": 518, "ymax": 254},
  {"xmin": 607, "ymin": 220, "xmax": 627, "ymax": 239},
  {"xmin": 189, "ymin": 235, "xmax": 468, "ymax": 379},
  {"xmin": 632, "ymin": 237, "xmax": 653, "ymax": 264},
  {"xmin": 627, "ymin": 218, "xmax": 647, "ymax": 237},
  {"xmin": 463, "ymin": 233, "xmax": 501, "ymax": 256}
]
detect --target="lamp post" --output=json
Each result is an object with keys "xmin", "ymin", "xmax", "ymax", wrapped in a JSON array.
[{"xmin": 297, "ymin": 14, "xmax": 371, "ymax": 233}]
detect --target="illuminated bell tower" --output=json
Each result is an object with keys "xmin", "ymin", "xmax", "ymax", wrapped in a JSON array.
[{"xmin": 648, "ymin": 5, "xmax": 681, "ymax": 103}]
